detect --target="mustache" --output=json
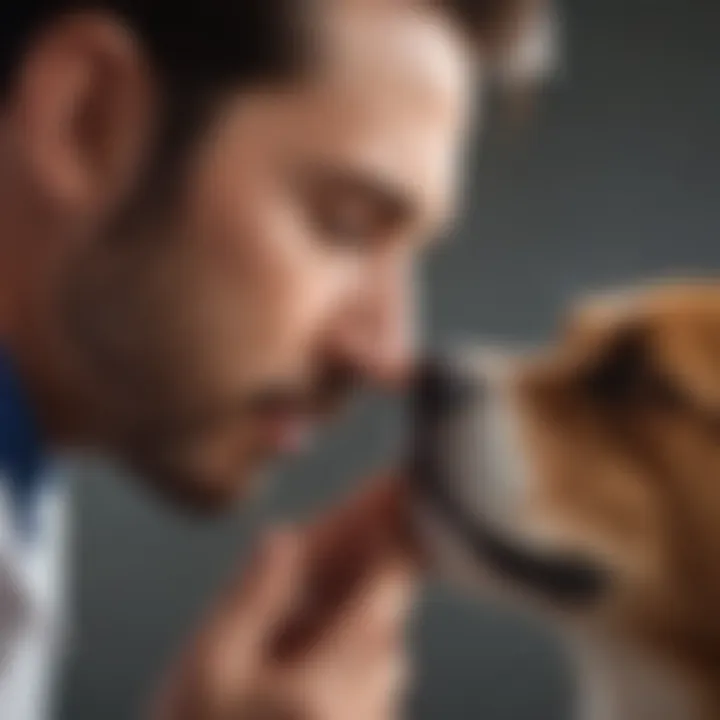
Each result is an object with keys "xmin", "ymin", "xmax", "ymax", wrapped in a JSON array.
[
  {"xmin": 250, "ymin": 362, "xmax": 363, "ymax": 417},
  {"xmin": 131, "ymin": 363, "xmax": 364, "ymax": 451}
]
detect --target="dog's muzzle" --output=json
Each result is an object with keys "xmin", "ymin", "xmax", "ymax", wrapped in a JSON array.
[{"xmin": 409, "ymin": 353, "xmax": 609, "ymax": 608}]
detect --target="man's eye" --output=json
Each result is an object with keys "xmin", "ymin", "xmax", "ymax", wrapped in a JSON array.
[
  {"xmin": 319, "ymin": 216, "xmax": 376, "ymax": 247},
  {"xmin": 312, "ymin": 201, "xmax": 381, "ymax": 248}
]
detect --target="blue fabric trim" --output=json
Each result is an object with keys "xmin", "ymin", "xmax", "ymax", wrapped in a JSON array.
[{"xmin": 0, "ymin": 348, "xmax": 47, "ymax": 537}]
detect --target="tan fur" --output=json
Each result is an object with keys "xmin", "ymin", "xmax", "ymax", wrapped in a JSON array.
[{"xmin": 508, "ymin": 282, "xmax": 720, "ymax": 718}]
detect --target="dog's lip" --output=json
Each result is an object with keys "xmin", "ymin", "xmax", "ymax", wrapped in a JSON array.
[
  {"xmin": 409, "ymin": 346, "xmax": 610, "ymax": 606},
  {"xmin": 409, "ymin": 417, "xmax": 609, "ymax": 607}
]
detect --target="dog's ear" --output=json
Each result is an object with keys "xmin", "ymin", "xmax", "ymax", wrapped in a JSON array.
[
  {"xmin": 561, "ymin": 291, "xmax": 645, "ymax": 376},
  {"xmin": 563, "ymin": 285, "xmax": 720, "ymax": 413},
  {"xmin": 653, "ymin": 306, "xmax": 720, "ymax": 414}
]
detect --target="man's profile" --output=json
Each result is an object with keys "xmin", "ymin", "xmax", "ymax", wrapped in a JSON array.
[{"xmin": 0, "ymin": 1, "xmax": 548, "ymax": 718}]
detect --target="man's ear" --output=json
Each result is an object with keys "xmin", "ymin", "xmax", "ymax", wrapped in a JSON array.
[{"xmin": 8, "ymin": 11, "xmax": 157, "ymax": 216}]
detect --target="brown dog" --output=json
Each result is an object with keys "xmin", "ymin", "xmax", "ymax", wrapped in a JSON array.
[{"xmin": 412, "ymin": 281, "xmax": 720, "ymax": 720}]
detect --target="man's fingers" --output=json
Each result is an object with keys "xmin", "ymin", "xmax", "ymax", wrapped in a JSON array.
[
  {"xmin": 312, "ymin": 561, "xmax": 416, "ymax": 660},
  {"xmin": 303, "ymin": 472, "xmax": 417, "ymax": 617},
  {"xmin": 364, "ymin": 651, "xmax": 413, "ymax": 717},
  {"xmin": 214, "ymin": 528, "xmax": 307, "ymax": 650},
  {"xmin": 308, "ymin": 472, "xmax": 412, "ymax": 560},
  {"xmin": 154, "ymin": 531, "xmax": 307, "ymax": 719},
  {"xmin": 271, "ymin": 474, "xmax": 419, "ymax": 661}
]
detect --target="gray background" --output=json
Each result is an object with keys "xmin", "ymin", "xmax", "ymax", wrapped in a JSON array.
[{"xmin": 60, "ymin": 0, "xmax": 720, "ymax": 718}]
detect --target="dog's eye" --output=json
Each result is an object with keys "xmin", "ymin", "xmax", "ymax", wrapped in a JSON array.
[
  {"xmin": 581, "ymin": 331, "xmax": 688, "ymax": 413},
  {"xmin": 582, "ymin": 332, "xmax": 645, "ymax": 404}
]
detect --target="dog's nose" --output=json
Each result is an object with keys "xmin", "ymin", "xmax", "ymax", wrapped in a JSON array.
[{"xmin": 413, "ymin": 356, "xmax": 478, "ymax": 422}]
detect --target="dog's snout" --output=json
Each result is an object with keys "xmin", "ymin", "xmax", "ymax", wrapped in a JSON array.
[{"xmin": 414, "ymin": 357, "xmax": 479, "ymax": 421}]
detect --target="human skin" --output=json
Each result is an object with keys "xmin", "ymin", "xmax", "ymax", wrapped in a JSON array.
[{"xmin": 0, "ymin": 1, "xmax": 477, "ymax": 717}]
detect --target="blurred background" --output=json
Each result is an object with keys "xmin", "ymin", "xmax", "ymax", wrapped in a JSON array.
[{"xmin": 59, "ymin": 0, "xmax": 719, "ymax": 718}]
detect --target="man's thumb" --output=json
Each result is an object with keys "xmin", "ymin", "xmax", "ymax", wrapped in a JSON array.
[{"xmin": 219, "ymin": 529, "xmax": 306, "ymax": 648}]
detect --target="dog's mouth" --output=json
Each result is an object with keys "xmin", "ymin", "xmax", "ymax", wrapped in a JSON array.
[{"xmin": 410, "ymin": 357, "xmax": 609, "ymax": 608}]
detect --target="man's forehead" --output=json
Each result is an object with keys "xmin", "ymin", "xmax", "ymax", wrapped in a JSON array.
[
  {"xmin": 313, "ymin": 0, "xmax": 479, "ymax": 106},
  {"xmin": 214, "ymin": 1, "xmax": 476, "ymax": 234},
  {"xmin": 304, "ymin": 1, "xmax": 476, "ymax": 229}
]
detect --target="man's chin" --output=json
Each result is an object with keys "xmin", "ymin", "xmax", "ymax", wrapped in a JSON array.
[{"xmin": 127, "ymin": 455, "xmax": 268, "ymax": 518}]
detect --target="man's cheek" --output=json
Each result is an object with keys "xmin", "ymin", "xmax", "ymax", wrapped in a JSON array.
[
  {"xmin": 262, "ymin": 271, "xmax": 352, "ymax": 373},
  {"xmin": 273, "ymin": 280, "xmax": 339, "ymax": 354}
]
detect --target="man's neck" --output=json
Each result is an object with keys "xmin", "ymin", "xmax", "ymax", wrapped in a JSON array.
[{"xmin": 0, "ymin": 195, "xmax": 101, "ymax": 449}]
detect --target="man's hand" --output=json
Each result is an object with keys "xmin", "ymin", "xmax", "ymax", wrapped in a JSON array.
[{"xmin": 151, "ymin": 478, "xmax": 418, "ymax": 720}]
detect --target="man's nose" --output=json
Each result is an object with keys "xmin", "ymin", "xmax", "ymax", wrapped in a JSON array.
[
  {"xmin": 326, "ymin": 277, "xmax": 416, "ymax": 389},
  {"xmin": 329, "ymin": 316, "xmax": 414, "ymax": 389}
]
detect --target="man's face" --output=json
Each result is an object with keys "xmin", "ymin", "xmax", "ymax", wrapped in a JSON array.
[{"xmin": 53, "ymin": 6, "xmax": 476, "ymax": 510}]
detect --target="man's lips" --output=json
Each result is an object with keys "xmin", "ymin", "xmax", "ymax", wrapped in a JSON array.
[
  {"xmin": 249, "ymin": 383, "xmax": 355, "ymax": 456},
  {"xmin": 254, "ymin": 406, "xmax": 317, "ymax": 455}
]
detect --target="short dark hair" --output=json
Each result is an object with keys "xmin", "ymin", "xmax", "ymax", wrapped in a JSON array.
[
  {"xmin": 0, "ymin": 0, "xmax": 540, "ymax": 198},
  {"xmin": 1, "ymin": 1, "xmax": 310, "ymax": 99},
  {"xmin": 0, "ymin": 1, "xmax": 536, "ymax": 96}
]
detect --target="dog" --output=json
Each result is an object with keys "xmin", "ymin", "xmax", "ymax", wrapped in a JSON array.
[{"xmin": 411, "ymin": 281, "xmax": 720, "ymax": 720}]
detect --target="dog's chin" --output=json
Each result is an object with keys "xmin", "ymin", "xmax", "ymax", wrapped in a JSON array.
[
  {"xmin": 412, "ymin": 462, "xmax": 610, "ymax": 611},
  {"xmin": 410, "ymin": 349, "xmax": 611, "ymax": 612},
  {"xmin": 410, "ymin": 410, "xmax": 609, "ymax": 610}
]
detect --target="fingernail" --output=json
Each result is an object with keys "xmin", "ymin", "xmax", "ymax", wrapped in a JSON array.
[
  {"xmin": 376, "ymin": 576, "xmax": 414, "ymax": 615},
  {"xmin": 250, "ymin": 527, "xmax": 297, "ymax": 571},
  {"xmin": 266, "ymin": 527, "xmax": 300, "ymax": 559}
]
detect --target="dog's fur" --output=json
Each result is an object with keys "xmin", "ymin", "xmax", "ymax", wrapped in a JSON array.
[{"xmin": 416, "ymin": 282, "xmax": 720, "ymax": 720}]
